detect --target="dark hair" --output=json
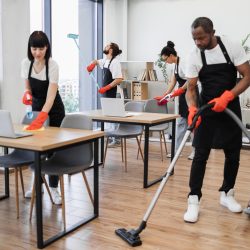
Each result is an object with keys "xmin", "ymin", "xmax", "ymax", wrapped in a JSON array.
[
  {"xmin": 191, "ymin": 17, "xmax": 214, "ymax": 34},
  {"xmin": 110, "ymin": 42, "xmax": 122, "ymax": 57},
  {"xmin": 160, "ymin": 41, "xmax": 177, "ymax": 57},
  {"xmin": 27, "ymin": 31, "xmax": 51, "ymax": 61}
]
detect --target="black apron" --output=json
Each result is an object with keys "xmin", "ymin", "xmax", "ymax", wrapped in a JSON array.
[
  {"xmin": 102, "ymin": 58, "xmax": 117, "ymax": 98},
  {"xmin": 193, "ymin": 36, "xmax": 242, "ymax": 149},
  {"xmin": 28, "ymin": 60, "xmax": 65, "ymax": 127},
  {"xmin": 174, "ymin": 57, "xmax": 189, "ymax": 118}
]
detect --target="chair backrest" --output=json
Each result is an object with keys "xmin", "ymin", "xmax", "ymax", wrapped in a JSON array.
[
  {"xmin": 144, "ymin": 99, "xmax": 168, "ymax": 114},
  {"xmin": 118, "ymin": 101, "xmax": 145, "ymax": 133},
  {"xmin": 125, "ymin": 101, "xmax": 145, "ymax": 112},
  {"xmin": 52, "ymin": 114, "xmax": 93, "ymax": 167},
  {"xmin": 22, "ymin": 111, "xmax": 50, "ymax": 126}
]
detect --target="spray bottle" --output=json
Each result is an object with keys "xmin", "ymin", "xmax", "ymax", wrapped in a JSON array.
[{"xmin": 26, "ymin": 93, "xmax": 33, "ymax": 119}]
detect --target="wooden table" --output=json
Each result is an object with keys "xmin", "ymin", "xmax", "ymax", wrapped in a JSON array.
[
  {"xmin": 84, "ymin": 110, "xmax": 179, "ymax": 188},
  {"xmin": 0, "ymin": 125, "xmax": 104, "ymax": 249}
]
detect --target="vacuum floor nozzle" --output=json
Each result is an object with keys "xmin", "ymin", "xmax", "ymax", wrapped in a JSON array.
[{"xmin": 115, "ymin": 228, "xmax": 142, "ymax": 247}]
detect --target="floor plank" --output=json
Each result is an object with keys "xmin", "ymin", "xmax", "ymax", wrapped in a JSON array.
[{"xmin": 0, "ymin": 140, "xmax": 250, "ymax": 249}]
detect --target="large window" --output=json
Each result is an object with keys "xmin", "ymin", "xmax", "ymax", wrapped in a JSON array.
[
  {"xmin": 52, "ymin": 0, "xmax": 103, "ymax": 113},
  {"xmin": 30, "ymin": 0, "xmax": 103, "ymax": 113},
  {"xmin": 51, "ymin": 0, "xmax": 79, "ymax": 113},
  {"xmin": 30, "ymin": 0, "xmax": 43, "ymax": 31}
]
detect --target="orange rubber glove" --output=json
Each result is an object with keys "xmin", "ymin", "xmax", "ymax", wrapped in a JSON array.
[
  {"xmin": 208, "ymin": 90, "xmax": 235, "ymax": 112},
  {"xmin": 154, "ymin": 96, "xmax": 164, "ymax": 101},
  {"xmin": 98, "ymin": 84, "xmax": 112, "ymax": 94},
  {"xmin": 26, "ymin": 111, "xmax": 48, "ymax": 130},
  {"xmin": 22, "ymin": 90, "xmax": 32, "ymax": 105},
  {"xmin": 157, "ymin": 99, "xmax": 168, "ymax": 106},
  {"xmin": 188, "ymin": 106, "xmax": 201, "ymax": 128},
  {"xmin": 86, "ymin": 63, "xmax": 96, "ymax": 73},
  {"xmin": 171, "ymin": 88, "xmax": 185, "ymax": 97}
]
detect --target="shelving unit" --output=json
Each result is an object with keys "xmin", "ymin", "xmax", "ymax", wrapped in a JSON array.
[{"xmin": 120, "ymin": 61, "xmax": 166, "ymax": 100}]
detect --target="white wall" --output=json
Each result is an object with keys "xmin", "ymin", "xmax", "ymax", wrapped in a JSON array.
[
  {"xmin": 104, "ymin": 0, "xmax": 250, "ymax": 61},
  {"xmin": 0, "ymin": 0, "xmax": 30, "ymax": 122},
  {"xmin": 103, "ymin": 0, "xmax": 128, "ymax": 60},
  {"xmin": 127, "ymin": 0, "xmax": 250, "ymax": 61}
]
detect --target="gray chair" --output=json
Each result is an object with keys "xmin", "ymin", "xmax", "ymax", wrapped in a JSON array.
[
  {"xmin": 103, "ymin": 101, "xmax": 145, "ymax": 172},
  {"xmin": 0, "ymin": 111, "xmax": 49, "ymax": 218},
  {"xmin": 29, "ymin": 114, "xmax": 94, "ymax": 230},
  {"xmin": 139, "ymin": 99, "xmax": 169, "ymax": 161}
]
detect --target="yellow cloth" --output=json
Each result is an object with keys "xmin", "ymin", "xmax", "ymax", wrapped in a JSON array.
[{"xmin": 22, "ymin": 125, "xmax": 45, "ymax": 131}]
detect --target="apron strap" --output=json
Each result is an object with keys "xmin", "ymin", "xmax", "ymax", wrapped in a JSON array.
[
  {"xmin": 108, "ymin": 57, "xmax": 114, "ymax": 69},
  {"xmin": 200, "ymin": 36, "xmax": 232, "ymax": 66},
  {"xmin": 28, "ymin": 60, "xmax": 49, "ymax": 80},
  {"xmin": 45, "ymin": 59, "xmax": 49, "ymax": 81},
  {"xmin": 200, "ymin": 50, "xmax": 207, "ymax": 66},
  {"xmin": 217, "ymin": 36, "xmax": 233, "ymax": 64},
  {"xmin": 28, "ymin": 60, "xmax": 34, "ymax": 78},
  {"xmin": 174, "ymin": 57, "xmax": 179, "ymax": 74}
]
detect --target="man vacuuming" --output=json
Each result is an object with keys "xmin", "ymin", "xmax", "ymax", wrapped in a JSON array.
[{"xmin": 184, "ymin": 17, "xmax": 250, "ymax": 223}]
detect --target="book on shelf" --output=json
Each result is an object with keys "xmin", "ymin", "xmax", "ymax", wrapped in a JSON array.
[{"xmin": 137, "ymin": 69, "xmax": 158, "ymax": 81}]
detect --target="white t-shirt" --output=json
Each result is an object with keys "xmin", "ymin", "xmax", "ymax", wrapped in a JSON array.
[
  {"xmin": 98, "ymin": 57, "xmax": 123, "ymax": 79},
  {"xmin": 21, "ymin": 58, "xmax": 59, "ymax": 84},
  {"xmin": 185, "ymin": 36, "xmax": 248, "ymax": 78}
]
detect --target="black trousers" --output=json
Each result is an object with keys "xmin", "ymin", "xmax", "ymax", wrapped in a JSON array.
[{"xmin": 189, "ymin": 147, "xmax": 241, "ymax": 199}]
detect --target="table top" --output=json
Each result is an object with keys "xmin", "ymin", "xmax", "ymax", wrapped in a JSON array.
[
  {"xmin": 0, "ymin": 125, "xmax": 104, "ymax": 151},
  {"xmin": 83, "ymin": 110, "xmax": 179, "ymax": 124}
]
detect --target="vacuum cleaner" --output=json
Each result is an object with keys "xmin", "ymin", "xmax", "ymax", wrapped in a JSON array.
[{"xmin": 115, "ymin": 103, "xmax": 250, "ymax": 247}]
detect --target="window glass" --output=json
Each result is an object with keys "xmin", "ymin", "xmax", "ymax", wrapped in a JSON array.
[{"xmin": 51, "ymin": 0, "xmax": 79, "ymax": 113}]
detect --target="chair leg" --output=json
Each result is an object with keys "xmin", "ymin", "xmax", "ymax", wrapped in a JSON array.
[
  {"xmin": 42, "ymin": 175, "xmax": 54, "ymax": 204},
  {"xmin": 161, "ymin": 130, "xmax": 168, "ymax": 156},
  {"xmin": 81, "ymin": 171, "xmax": 94, "ymax": 205},
  {"xmin": 19, "ymin": 167, "xmax": 25, "ymax": 198},
  {"xmin": 59, "ymin": 176, "xmax": 66, "ymax": 231},
  {"xmin": 159, "ymin": 132, "xmax": 163, "ymax": 161},
  {"xmin": 124, "ymin": 138, "xmax": 127, "ymax": 172},
  {"xmin": 136, "ymin": 136, "xmax": 144, "ymax": 161},
  {"xmin": 14, "ymin": 169, "xmax": 19, "ymax": 219},
  {"xmin": 121, "ymin": 138, "xmax": 124, "ymax": 162},
  {"xmin": 103, "ymin": 137, "xmax": 109, "ymax": 168},
  {"xmin": 29, "ymin": 180, "xmax": 36, "ymax": 221},
  {"xmin": 136, "ymin": 134, "xmax": 142, "ymax": 159}
]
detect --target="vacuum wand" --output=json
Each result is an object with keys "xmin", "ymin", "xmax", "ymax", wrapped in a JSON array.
[{"xmin": 67, "ymin": 33, "xmax": 100, "ymax": 90}]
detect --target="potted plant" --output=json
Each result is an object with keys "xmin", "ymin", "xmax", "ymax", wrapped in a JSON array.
[
  {"xmin": 155, "ymin": 54, "xmax": 169, "ymax": 82},
  {"xmin": 242, "ymin": 33, "xmax": 250, "ymax": 54}
]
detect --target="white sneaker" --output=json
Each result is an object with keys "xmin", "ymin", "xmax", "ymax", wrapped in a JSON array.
[
  {"xmin": 166, "ymin": 153, "xmax": 171, "ymax": 158},
  {"xmin": 243, "ymin": 206, "xmax": 250, "ymax": 215},
  {"xmin": 25, "ymin": 185, "xmax": 44, "ymax": 198},
  {"xmin": 51, "ymin": 187, "xmax": 62, "ymax": 205},
  {"xmin": 220, "ymin": 189, "xmax": 242, "ymax": 212},
  {"xmin": 184, "ymin": 195, "xmax": 200, "ymax": 223},
  {"xmin": 108, "ymin": 139, "xmax": 121, "ymax": 148},
  {"xmin": 188, "ymin": 150, "xmax": 195, "ymax": 160}
]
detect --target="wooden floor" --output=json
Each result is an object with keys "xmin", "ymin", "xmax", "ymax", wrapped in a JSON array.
[{"xmin": 1, "ymin": 140, "xmax": 250, "ymax": 250}]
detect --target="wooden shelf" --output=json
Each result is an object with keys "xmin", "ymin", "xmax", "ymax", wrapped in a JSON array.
[{"xmin": 121, "ymin": 61, "xmax": 158, "ymax": 81}]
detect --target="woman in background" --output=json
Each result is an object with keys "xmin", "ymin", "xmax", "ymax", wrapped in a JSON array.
[{"xmin": 155, "ymin": 41, "xmax": 196, "ymax": 159}]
